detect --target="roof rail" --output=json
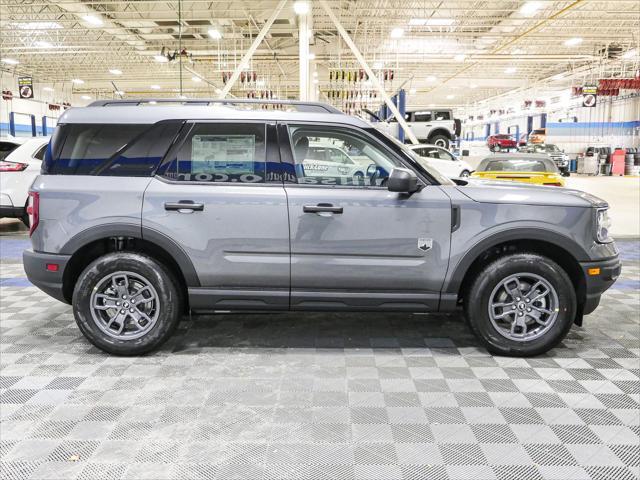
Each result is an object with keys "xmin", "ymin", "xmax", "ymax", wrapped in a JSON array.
[{"xmin": 86, "ymin": 98, "xmax": 343, "ymax": 114}]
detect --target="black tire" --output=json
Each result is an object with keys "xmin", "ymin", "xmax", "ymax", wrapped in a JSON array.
[
  {"xmin": 459, "ymin": 170, "xmax": 470, "ymax": 178},
  {"xmin": 72, "ymin": 252, "xmax": 182, "ymax": 355},
  {"xmin": 464, "ymin": 253, "xmax": 576, "ymax": 357},
  {"xmin": 428, "ymin": 134, "xmax": 450, "ymax": 149}
]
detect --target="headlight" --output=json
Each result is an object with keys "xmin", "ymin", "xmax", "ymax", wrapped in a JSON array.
[{"xmin": 596, "ymin": 208, "xmax": 612, "ymax": 243}]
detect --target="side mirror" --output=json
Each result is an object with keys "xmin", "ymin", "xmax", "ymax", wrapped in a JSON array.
[
  {"xmin": 387, "ymin": 168, "xmax": 419, "ymax": 193},
  {"xmin": 462, "ymin": 149, "xmax": 469, "ymax": 157}
]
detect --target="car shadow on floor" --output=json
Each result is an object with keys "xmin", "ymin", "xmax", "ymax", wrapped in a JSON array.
[{"xmin": 162, "ymin": 310, "xmax": 482, "ymax": 354}]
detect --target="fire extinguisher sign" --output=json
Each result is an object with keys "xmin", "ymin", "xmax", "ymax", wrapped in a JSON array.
[
  {"xmin": 582, "ymin": 84, "xmax": 597, "ymax": 107},
  {"xmin": 18, "ymin": 77, "xmax": 34, "ymax": 99}
]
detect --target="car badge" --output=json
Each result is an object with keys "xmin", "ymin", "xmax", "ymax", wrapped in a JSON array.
[{"xmin": 418, "ymin": 238, "xmax": 433, "ymax": 252}]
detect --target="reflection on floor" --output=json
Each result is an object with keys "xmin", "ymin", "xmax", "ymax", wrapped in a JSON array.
[{"xmin": 1, "ymin": 231, "xmax": 638, "ymax": 480}]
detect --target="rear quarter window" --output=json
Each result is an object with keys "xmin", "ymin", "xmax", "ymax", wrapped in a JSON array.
[{"xmin": 43, "ymin": 122, "xmax": 181, "ymax": 176}]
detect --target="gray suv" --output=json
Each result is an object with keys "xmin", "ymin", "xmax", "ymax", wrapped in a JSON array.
[{"xmin": 24, "ymin": 99, "xmax": 621, "ymax": 356}]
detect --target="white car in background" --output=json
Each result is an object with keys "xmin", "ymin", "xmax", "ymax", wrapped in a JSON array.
[
  {"xmin": 408, "ymin": 143, "xmax": 473, "ymax": 178},
  {"xmin": 302, "ymin": 144, "xmax": 367, "ymax": 180},
  {"xmin": 0, "ymin": 136, "xmax": 50, "ymax": 226}
]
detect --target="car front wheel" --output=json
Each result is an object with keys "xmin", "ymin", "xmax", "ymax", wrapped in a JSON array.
[
  {"xmin": 464, "ymin": 253, "xmax": 576, "ymax": 356},
  {"xmin": 72, "ymin": 252, "xmax": 182, "ymax": 355},
  {"xmin": 459, "ymin": 170, "xmax": 470, "ymax": 177}
]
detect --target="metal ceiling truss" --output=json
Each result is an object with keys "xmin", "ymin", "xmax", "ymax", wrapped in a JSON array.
[{"xmin": 0, "ymin": 0, "xmax": 637, "ymax": 109}]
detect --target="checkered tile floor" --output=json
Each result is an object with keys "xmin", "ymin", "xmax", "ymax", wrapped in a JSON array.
[{"xmin": 1, "ymin": 235, "xmax": 639, "ymax": 480}]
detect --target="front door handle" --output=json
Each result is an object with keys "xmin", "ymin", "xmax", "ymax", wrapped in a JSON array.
[
  {"xmin": 164, "ymin": 201, "xmax": 204, "ymax": 212},
  {"xmin": 303, "ymin": 203, "xmax": 343, "ymax": 214}
]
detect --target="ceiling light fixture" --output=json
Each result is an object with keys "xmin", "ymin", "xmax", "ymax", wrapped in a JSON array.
[
  {"xmin": 622, "ymin": 48, "xmax": 637, "ymax": 59},
  {"xmin": 390, "ymin": 27, "xmax": 404, "ymax": 38},
  {"xmin": 426, "ymin": 75, "xmax": 437, "ymax": 82},
  {"xmin": 1, "ymin": 58, "xmax": 19, "ymax": 65},
  {"xmin": 81, "ymin": 95, "xmax": 91, "ymax": 100},
  {"xmin": 207, "ymin": 28, "xmax": 222, "ymax": 40},
  {"xmin": 505, "ymin": 67, "xmax": 517, "ymax": 74},
  {"xmin": 109, "ymin": 69, "xmax": 122, "ymax": 75},
  {"xmin": 454, "ymin": 54, "xmax": 466, "ymax": 62},
  {"xmin": 154, "ymin": 55, "xmax": 168, "ymax": 63},
  {"xmin": 82, "ymin": 14, "xmax": 104, "ymax": 27},
  {"xmin": 293, "ymin": 1, "xmax": 310, "ymax": 15},
  {"xmin": 520, "ymin": 1, "xmax": 542, "ymax": 17},
  {"xmin": 43, "ymin": 87, "xmax": 54, "ymax": 92},
  {"xmin": 34, "ymin": 40, "xmax": 53, "ymax": 48},
  {"xmin": 409, "ymin": 88, "xmax": 417, "ymax": 94},
  {"xmin": 150, "ymin": 84, "xmax": 161, "ymax": 90},
  {"xmin": 446, "ymin": 94, "xmax": 455, "ymax": 99},
  {"xmin": 191, "ymin": 76, "xmax": 202, "ymax": 82},
  {"xmin": 470, "ymin": 84, "xmax": 478, "ymax": 89},
  {"xmin": 72, "ymin": 78, "xmax": 84, "ymax": 84},
  {"xmin": 564, "ymin": 37, "xmax": 583, "ymax": 47}
]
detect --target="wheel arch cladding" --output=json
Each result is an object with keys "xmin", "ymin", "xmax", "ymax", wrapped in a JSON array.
[
  {"xmin": 60, "ymin": 224, "xmax": 199, "ymax": 305},
  {"xmin": 449, "ymin": 230, "xmax": 586, "ymax": 313}
]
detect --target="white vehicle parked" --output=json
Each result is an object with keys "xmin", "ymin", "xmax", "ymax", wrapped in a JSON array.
[
  {"xmin": 408, "ymin": 144, "xmax": 473, "ymax": 179},
  {"xmin": 301, "ymin": 144, "xmax": 367, "ymax": 180},
  {"xmin": 0, "ymin": 136, "xmax": 50, "ymax": 226}
]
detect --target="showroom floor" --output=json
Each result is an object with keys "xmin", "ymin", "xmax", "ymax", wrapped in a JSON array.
[{"xmin": 1, "ymin": 236, "xmax": 639, "ymax": 480}]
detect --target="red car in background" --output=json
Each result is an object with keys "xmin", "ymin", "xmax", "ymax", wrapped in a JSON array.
[{"xmin": 487, "ymin": 134, "xmax": 517, "ymax": 152}]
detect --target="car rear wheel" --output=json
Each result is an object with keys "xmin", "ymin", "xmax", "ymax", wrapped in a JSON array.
[
  {"xmin": 73, "ymin": 252, "xmax": 182, "ymax": 355},
  {"xmin": 464, "ymin": 253, "xmax": 576, "ymax": 356},
  {"xmin": 428, "ymin": 134, "xmax": 450, "ymax": 149}
]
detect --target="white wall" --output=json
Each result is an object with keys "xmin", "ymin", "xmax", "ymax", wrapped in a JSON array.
[
  {"xmin": 461, "ymin": 94, "xmax": 640, "ymax": 154},
  {"xmin": 0, "ymin": 71, "xmax": 69, "ymax": 137}
]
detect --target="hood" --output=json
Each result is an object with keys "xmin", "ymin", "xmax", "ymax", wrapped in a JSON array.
[{"xmin": 455, "ymin": 179, "xmax": 608, "ymax": 208}]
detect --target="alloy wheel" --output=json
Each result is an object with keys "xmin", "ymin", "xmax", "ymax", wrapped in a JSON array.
[
  {"xmin": 89, "ymin": 271, "xmax": 160, "ymax": 340},
  {"xmin": 488, "ymin": 272, "xmax": 559, "ymax": 342}
]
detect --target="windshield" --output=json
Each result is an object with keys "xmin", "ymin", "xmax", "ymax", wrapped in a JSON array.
[{"xmin": 368, "ymin": 128, "xmax": 454, "ymax": 185}]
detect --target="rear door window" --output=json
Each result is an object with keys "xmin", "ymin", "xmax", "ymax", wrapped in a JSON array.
[
  {"xmin": 161, "ymin": 122, "xmax": 267, "ymax": 183},
  {"xmin": 33, "ymin": 144, "xmax": 47, "ymax": 161}
]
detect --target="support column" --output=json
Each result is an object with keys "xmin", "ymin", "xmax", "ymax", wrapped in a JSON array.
[{"xmin": 298, "ymin": 8, "xmax": 310, "ymax": 101}]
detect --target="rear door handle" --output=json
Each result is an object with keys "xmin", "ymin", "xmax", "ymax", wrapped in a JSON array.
[
  {"xmin": 303, "ymin": 203, "xmax": 343, "ymax": 214},
  {"xmin": 164, "ymin": 201, "xmax": 204, "ymax": 212}
]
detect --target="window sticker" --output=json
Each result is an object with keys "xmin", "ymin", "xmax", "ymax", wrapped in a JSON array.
[{"xmin": 191, "ymin": 134, "xmax": 256, "ymax": 175}]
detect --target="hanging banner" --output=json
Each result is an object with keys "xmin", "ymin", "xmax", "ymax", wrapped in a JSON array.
[
  {"xmin": 18, "ymin": 77, "xmax": 34, "ymax": 99},
  {"xmin": 582, "ymin": 84, "xmax": 597, "ymax": 107}
]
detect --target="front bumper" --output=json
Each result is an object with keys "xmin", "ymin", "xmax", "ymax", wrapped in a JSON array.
[
  {"xmin": 23, "ymin": 249, "xmax": 71, "ymax": 304},
  {"xmin": 580, "ymin": 255, "xmax": 622, "ymax": 315}
]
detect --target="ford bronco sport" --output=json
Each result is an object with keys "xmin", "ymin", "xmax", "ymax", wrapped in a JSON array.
[{"xmin": 24, "ymin": 99, "xmax": 620, "ymax": 356}]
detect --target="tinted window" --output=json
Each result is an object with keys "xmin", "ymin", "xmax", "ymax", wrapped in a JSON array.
[
  {"xmin": 414, "ymin": 112, "xmax": 432, "ymax": 122},
  {"xmin": 434, "ymin": 111, "xmax": 451, "ymax": 121},
  {"xmin": 0, "ymin": 141, "xmax": 19, "ymax": 161},
  {"xmin": 163, "ymin": 123, "xmax": 266, "ymax": 183},
  {"xmin": 33, "ymin": 144, "xmax": 47, "ymax": 160},
  {"xmin": 47, "ymin": 124, "xmax": 147, "ymax": 174},
  {"xmin": 96, "ymin": 122, "xmax": 182, "ymax": 176},
  {"xmin": 288, "ymin": 125, "xmax": 401, "ymax": 187}
]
